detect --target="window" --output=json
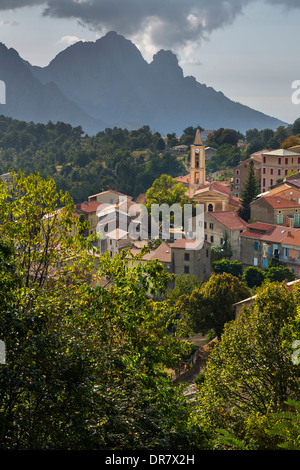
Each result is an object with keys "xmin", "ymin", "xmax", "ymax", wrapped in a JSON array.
[
  {"xmin": 208, "ymin": 204, "xmax": 213, "ymax": 212},
  {"xmin": 285, "ymin": 169, "xmax": 288, "ymax": 175},
  {"xmin": 278, "ymin": 169, "xmax": 281, "ymax": 176},
  {"xmin": 236, "ymin": 178, "xmax": 240, "ymax": 184},
  {"xmin": 270, "ymin": 168, "xmax": 273, "ymax": 175},
  {"xmin": 285, "ymin": 158, "xmax": 288, "ymax": 165},
  {"xmin": 184, "ymin": 265, "xmax": 189, "ymax": 274},
  {"xmin": 263, "ymin": 178, "xmax": 266, "ymax": 187},
  {"xmin": 298, "ymin": 157, "xmax": 300, "ymax": 164},
  {"xmin": 270, "ymin": 178, "xmax": 273, "ymax": 186},
  {"xmin": 184, "ymin": 253, "xmax": 190, "ymax": 261},
  {"xmin": 277, "ymin": 214, "xmax": 283, "ymax": 224},
  {"xmin": 210, "ymin": 235, "xmax": 214, "ymax": 242},
  {"xmin": 220, "ymin": 237, "xmax": 223, "ymax": 246},
  {"xmin": 278, "ymin": 158, "xmax": 281, "ymax": 164},
  {"xmin": 209, "ymin": 222, "xmax": 214, "ymax": 229},
  {"xmin": 263, "ymin": 156, "xmax": 266, "ymax": 163},
  {"xmin": 205, "ymin": 234, "xmax": 207, "ymax": 241},
  {"xmin": 254, "ymin": 241, "xmax": 258, "ymax": 250},
  {"xmin": 236, "ymin": 169, "xmax": 240, "ymax": 175},
  {"xmin": 253, "ymin": 257, "xmax": 258, "ymax": 266},
  {"xmin": 204, "ymin": 221, "xmax": 207, "ymax": 229},
  {"xmin": 263, "ymin": 167, "xmax": 266, "ymax": 174}
]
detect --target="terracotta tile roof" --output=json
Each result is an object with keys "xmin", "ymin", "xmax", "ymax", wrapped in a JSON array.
[
  {"xmin": 194, "ymin": 181, "xmax": 231, "ymax": 197},
  {"xmin": 239, "ymin": 222, "xmax": 276, "ymax": 239},
  {"xmin": 171, "ymin": 238, "xmax": 204, "ymax": 250},
  {"xmin": 229, "ymin": 195, "xmax": 242, "ymax": 207},
  {"xmin": 261, "ymin": 226, "xmax": 298, "ymax": 243},
  {"xmin": 148, "ymin": 242, "xmax": 172, "ymax": 263},
  {"xmin": 176, "ymin": 174, "xmax": 190, "ymax": 184},
  {"xmin": 263, "ymin": 195, "xmax": 300, "ymax": 209},
  {"xmin": 126, "ymin": 242, "xmax": 172, "ymax": 263},
  {"xmin": 135, "ymin": 193, "xmax": 147, "ymax": 204},
  {"xmin": 207, "ymin": 211, "xmax": 248, "ymax": 230},
  {"xmin": 76, "ymin": 201, "xmax": 104, "ymax": 213},
  {"xmin": 282, "ymin": 230, "xmax": 300, "ymax": 247}
]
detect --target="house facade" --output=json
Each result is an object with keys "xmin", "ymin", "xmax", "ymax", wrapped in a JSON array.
[
  {"xmin": 260, "ymin": 148, "xmax": 300, "ymax": 194},
  {"xmin": 171, "ymin": 238, "xmax": 211, "ymax": 280},
  {"xmin": 232, "ymin": 151, "xmax": 264, "ymax": 198},
  {"xmin": 250, "ymin": 195, "xmax": 300, "ymax": 227},
  {"xmin": 204, "ymin": 211, "xmax": 248, "ymax": 259}
]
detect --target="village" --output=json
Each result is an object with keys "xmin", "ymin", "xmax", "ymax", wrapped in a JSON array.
[{"xmin": 73, "ymin": 128, "xmax": 300, "ymax": 285}]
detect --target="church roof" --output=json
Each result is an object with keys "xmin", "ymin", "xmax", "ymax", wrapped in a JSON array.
[{"xmin": 194, "ymin": 128, "xmax": 204, "ymax": 146}]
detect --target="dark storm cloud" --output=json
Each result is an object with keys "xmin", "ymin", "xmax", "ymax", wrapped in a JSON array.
[
  {"xmin": 42, "ymin": 0, "xmax": 255, "ymax": 49},
  {"xmin": 0, "ymin": 0, "xmax": 299, "ymax": 49}
]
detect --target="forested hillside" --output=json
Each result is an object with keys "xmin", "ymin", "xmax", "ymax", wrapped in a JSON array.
[{"xmin": 0, "ymin": 116, "xmax": 186, "ymax": 203}]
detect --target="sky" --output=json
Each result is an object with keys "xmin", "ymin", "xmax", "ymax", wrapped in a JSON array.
[{"xmin": 0, "ymin": 0, "xmax": 299, "ymax": 126}]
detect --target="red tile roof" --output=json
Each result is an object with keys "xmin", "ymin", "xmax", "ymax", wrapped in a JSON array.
[
  {"xmin": 149, "ymin": 242, "xmax": 172, "ymax": 263},
  {"xmin": 264, "ymin": 195, "xmax": 300, "ymax": 209},
  {"xmin": 207, "ymin": 211, "xmax": 248, "ymax": 230},
  {"xmin": 171, "ymin": 238, "xmax": 204, "ymax": 250},
  {"xmin": 261, "ymin": 226, "xmax": 298, "ymax": 243},
  {"xmin": 76, "ymin": 201, "xmax": 103, "ymax": 213},
  {"xmin": 282, "ymin": 230, "xmax": 300, "ymax": 247},
  {"xmin": 176, "ymin": 174, "xmax": 190, "ymax": 184},
  {"xmin": 239, "ymin": 222, "xmax": 276, "ymax": 239}
]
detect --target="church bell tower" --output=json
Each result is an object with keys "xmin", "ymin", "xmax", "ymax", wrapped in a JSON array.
[{"xmin": 189, "ymin": 128, "xmax": 206, "ymax": 198}]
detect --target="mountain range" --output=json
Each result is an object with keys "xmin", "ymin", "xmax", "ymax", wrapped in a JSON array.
[{"xmin": 0, "ymin": 31, "xmax": 287, "ymax": 135}]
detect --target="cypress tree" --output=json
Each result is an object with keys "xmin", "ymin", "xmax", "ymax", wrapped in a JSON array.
[{"xmin": 241, "ymin": 160, "xmax": 259, "ymax": 206}]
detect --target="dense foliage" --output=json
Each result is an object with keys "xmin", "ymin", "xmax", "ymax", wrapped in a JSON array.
[
  {"xmin": 0, "ymin": 117, "xmax": 186, "ymax": 203},
  {"xmin": 0, "ymin": 172, "xmax": 207, "ymax": 450}
]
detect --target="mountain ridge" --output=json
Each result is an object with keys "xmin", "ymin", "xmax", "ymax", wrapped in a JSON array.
[{"xmin": 0, "ymin": 32, "xmax": 288, "ymax": 135}]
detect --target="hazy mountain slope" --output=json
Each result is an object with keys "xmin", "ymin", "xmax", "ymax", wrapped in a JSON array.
[
  {"xmin": 1, "ymin": 32, "xmax": 287, "ymax": 135},
  {"xmin": 0, "ymin": 43, "xmax": 108, "ymax": 134},
  {"xmin": 30, "ymin": 31, "xmax": 287, "ymax": 134}
]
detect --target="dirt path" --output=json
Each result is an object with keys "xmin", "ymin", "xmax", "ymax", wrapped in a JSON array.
[{"xmin": 173, "ymin": 339, "xmax": 216, "ymax": 386}]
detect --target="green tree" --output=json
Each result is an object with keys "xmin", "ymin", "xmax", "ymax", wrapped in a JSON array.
[
  {"xmin": 292, "ymin": 118, "xmax": 300, "ymax": 136},
  {"xmin": 212, "ymin": 259, "xmax": 243, "ymax": 278},
  {"xmin": 0, "ymin": 171, "xmax": 204, "ymax": 450},
  {"xmin": 242, "ymin": 265, "xmax": 265, "ymax": 289},
  {"xmin": 193, "ymin": 282, "xmax": 300, "ymax": 449},
  {"xmin": 177, "ymin": 273, "xmax": 250, "ymax": 340},
  {"xmin": 264, "ymin": 265, "xmax": 295, "ymax": 283},
  {"xmin": 240, "ymin": 160, "xmax": 259, "ymax": 207}
]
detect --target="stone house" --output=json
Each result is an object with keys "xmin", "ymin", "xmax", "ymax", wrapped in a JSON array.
[
  {"xmin": 204, "ymin": 211, "xmax": 248, "ymax": 259},
  {"xmin": 250, "ymin": 195, "xmax": 300, "ymax": 227},
  {"xmin": 232, "ymin": 151, "xmax": 265, "ymax": 198},
  {"xmin": 239, "ymin": 222, "xmax": 277, "ymax": 269},
  {"xmin": 88, "ymin": 189, "xmax": 133, "ymax": 205},
  {"xmin": 239, "ymin": 221, "xmax": 300, "ymax": 276},
  {"xmin": 260, "ymin": 148, "xmax": 300, "ymax": 194},
  {"xmin": 171, "ymin": 238, "xmax": 211, "ymax": 280}
]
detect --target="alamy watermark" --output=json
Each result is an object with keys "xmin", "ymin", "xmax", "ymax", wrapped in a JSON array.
[
  {"xmin": 96, "ymin": 197, "xmax": 204, "ymax": 250},
  {"xmin": 292, "ymin": 80, "xmax": 300, "ymax": 105},
  {"xmin": 0, "ymin": 80, "xmax": 6, "ymax": 105},
  {"xmin": 0, "ymin": 340, "xmax": 5, "ymax": 364}
]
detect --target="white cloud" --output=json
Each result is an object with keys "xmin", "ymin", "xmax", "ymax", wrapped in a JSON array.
[
  {"xmin": 0, "ymin": 19, "xmax": 18, "ymax": 26},
  {"xmin": 58, "ymin": 35, "xmax": 86, "ymax": 45}
]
